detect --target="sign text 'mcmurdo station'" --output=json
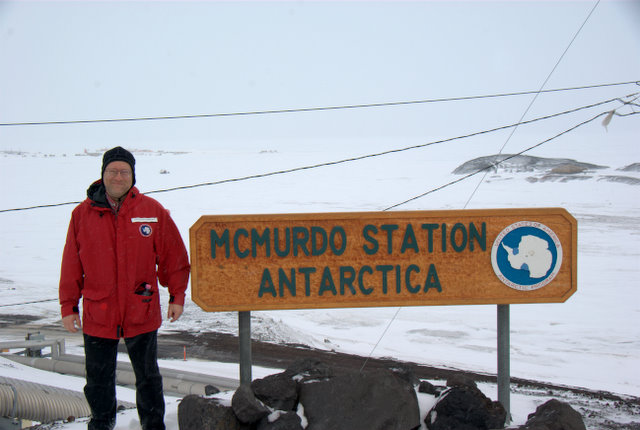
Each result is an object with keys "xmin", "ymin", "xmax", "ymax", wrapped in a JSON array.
[{"xmin": 189, "ymin": 208, "xmax": 577, "ymax": 312}]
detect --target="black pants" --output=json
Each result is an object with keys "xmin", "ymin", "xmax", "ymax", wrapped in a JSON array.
[{"xmin": 84, "ymin": 331, "xmax": 165, "ymax": 430}]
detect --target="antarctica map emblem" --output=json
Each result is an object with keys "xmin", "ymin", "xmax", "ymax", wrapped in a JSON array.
[{"xmin": 491, "ymin": 221, "xmax": 563, "ymax": 291}]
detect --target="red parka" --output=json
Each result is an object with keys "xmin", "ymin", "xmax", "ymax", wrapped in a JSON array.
[{"xmin": 59, "ymin": 181, "xmax": 190, "ymax": 339}]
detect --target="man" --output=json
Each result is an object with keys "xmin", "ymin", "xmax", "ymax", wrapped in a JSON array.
[{"xmin": 59, "ymin": 146, "xmax": 190, "ymax": 430}]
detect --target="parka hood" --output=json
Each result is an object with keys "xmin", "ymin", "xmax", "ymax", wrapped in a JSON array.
[
  {"xmin": 86, "ymin": 180, "xmax": 109, "ymax": 207},
  {"xmin": 86, "ymin": 179, "xmax": 137, "ymax": 208}
]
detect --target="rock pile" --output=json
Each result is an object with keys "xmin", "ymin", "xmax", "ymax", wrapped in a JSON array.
[{"xmin": 177, "ymin": 359, "xmax": 586, "ymax": 430}]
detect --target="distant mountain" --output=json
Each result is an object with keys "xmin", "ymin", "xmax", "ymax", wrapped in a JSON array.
[
  {"xmin": 453, "ymin": 154, "xmax": 640, "ymax": 185},
  {"xmin": 452, "ymin": 154, "xmax": 607, "ymax": 175}
]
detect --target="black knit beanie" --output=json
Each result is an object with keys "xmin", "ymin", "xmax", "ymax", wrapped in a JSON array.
[{"xmin": 101, "ymin": 146, "xmax": 136, "ymax": 186}]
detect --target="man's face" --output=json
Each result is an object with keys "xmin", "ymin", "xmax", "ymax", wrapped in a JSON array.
[{"xmin": 103, "ymin": 161, "xmax": 133, "ymax": 200}]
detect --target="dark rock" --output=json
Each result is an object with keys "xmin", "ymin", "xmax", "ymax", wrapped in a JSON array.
[
  {"xmin": 549, "ymin": 164, "xmax": 587, "ymax": 174},
  {"xmin": 257, "ymin": 411, "xmax": 304, "ymax": 430},
  {"xmin": 251, "ymin": 372, "xmax": 299, "ymax": 411},
  {"xmin": 418, "ymin": 380, "xmax": 446, "ymax": 396},
  {"xmin": 519, "ymin": 399, "xmax": 586, "ymax": 430},
  {"xmin": 446, "ymin": 374, "xmax": 478, "ymax": 390},
  {"xmin": 452, "ymin": 154, "xmax": 606, "ymax": 175},
  {"xmin": 537, "ymin": 174, "xmax": 593, "ymax": 183},
  {"xmin": 389, "ymin": 364, "xmax": 421, "ymax": 387},
  {"xmin": 205, "ymin": 384, "xmax": 220, "ymax": 395},
  {"xmin": 178, "ymin": 394, "xmax": 247, "ymax": 430},
  {"xmin": 232, "ymin": 384, "xmax": 271, "ymax": 424},
  {"xmin": 426, "ymin": 415, "xmax": 480, "ymax": 430},
  {"xmin": 598, "ymin": 175, "xmax": 640, "ymax": 185},
  {"xmin": 284, "ymin": 358, "xmax": 332, "ymax": 382},
  {"xmin": 298, "ymin": 368, "xmax": 420, "ymax": 430},
  {"xmin": 619, "ymin": 162, "xmax": 640, "ymax": 172},
  {"xmin": 425, "ymin": 386, "xmax": 506, "ymax": 430}
]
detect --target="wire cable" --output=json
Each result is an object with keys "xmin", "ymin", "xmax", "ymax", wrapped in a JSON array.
[
  {"xmin": 0, "ymin": 298, "xmax": 58, "ymax": 308},
  {"xmin": 358, "ymin": 108, "xmax": 638, "ymax": 372},
  {"xmin": 384, "ymin": 109, "xmax": 640, "ymax": 210},
  {"xmin": 361, "ymin": 1, "xmax": 608, "ymax": 370},
  {"xmin": 3, "ymin": 107, "xmax": 638, "ymax": 330},
  {"xmin": 462, "ymin": 0, "xmax": 601, "ymax": 209},
  {"xmin": 0, "ymin": 80, "xmax": 636, "ymax": 127},
  {"xmin": 0, "ymin": 93, "xmax": 633, "ymax": 214}
]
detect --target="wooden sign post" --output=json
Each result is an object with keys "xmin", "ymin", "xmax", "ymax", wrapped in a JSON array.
[{"xmin": 190, "ymin": 208, "xmax": 577, "ymax": 418}]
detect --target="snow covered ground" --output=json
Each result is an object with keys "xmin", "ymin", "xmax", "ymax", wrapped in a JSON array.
[
  {"xmin": 1, "ymin": 1, "xmax": 639, "ymax": 427},
  {"xmin": 1, "ymin": 126, "xmax": 639, "ymax": 428}
]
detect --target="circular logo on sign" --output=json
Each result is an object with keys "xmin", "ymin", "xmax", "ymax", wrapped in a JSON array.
[
  {"xmin": 139, "ymin": 224, "xmax": 153, "ymax": 237},
  {"xmin": 491, "ymin": 221, "xmax": 562, "ymax": 291}
]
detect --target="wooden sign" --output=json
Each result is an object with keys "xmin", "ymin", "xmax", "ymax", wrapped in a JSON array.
[{"xmin": 189, "ymin": 208, "xmax": 577, "ymax": 312}]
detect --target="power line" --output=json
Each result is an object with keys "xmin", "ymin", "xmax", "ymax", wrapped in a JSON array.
[
  {"xmin": 383, "ymin": 109, "xmax": 640, "ymax": 211},
  {"xmin": 0, "ymin": 298, "xmax": 58, "ymax": 308},
  {"xmin": 0, "ymin": 80, "xmax": 637, "ymax": 127},
  {"xmin": 136, "ymin": 94, "xmax": 636, "ymax": 196},
  {"xmin": 356, "ymin": 114, "xmax": 612, "ymax": 376},
  {"xmin": 361, "ymin": 0, "xmax": 616, "ymax": 368},
  {"xmin": 463, "ymin": 0, "xmax": 601, "ymax": 209},
  {"xmin": 0, "ymin": 93, "xmax": 634, "ymax": 214},
  {"xmin": 3, "ymin": 111, "xmax": 638, "ymax": 342}
]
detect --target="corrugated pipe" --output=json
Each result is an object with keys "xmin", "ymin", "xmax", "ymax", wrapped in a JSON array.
[
  {"xmin": 0, "ymin": 338, "xmax": 239, "ymax": 423},
  {"xmin": 0, "ymin": 376, "xmax": 95, "ymax": 423},
  {"xmin": 3, "ymin": 354, "xmax": 238, "ymax": 395}
]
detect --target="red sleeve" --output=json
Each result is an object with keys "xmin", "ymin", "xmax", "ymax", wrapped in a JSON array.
[
  {"xmin": 156, "ymin": 208, "xmax": 190, "ymax": 306},
  {"xmin": 59, "ymin": 210, "xmax": 84, "ymax": 317}
]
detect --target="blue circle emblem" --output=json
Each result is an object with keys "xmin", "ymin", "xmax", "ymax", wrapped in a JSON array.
[
  {"xmin": 139, "ymin": 224, "xmax": 153, "ymax": 237},
  {"xmin": 491, "ymin": 221, "xmax": 562, "ymax": 291}
]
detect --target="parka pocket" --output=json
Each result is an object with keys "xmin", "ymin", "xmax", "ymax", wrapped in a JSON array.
[
  {"xmin": 127, "ymin": 283, "xmax": 160, "ymax": 325},
  {"xmin": 82, "ymin": 287, "xmax": 115, "ymax": 327}
]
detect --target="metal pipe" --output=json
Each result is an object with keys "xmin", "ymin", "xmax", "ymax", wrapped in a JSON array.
[
  {"xmin": 0, "ymin": 339, "xmax": 66, "ymax": 359},
  {"xmin": 497, "ymin": 304, "xmax": 511, "ymax": 424},
  {"xmin": 0, "ymin": 376, "xmax": 94, "ymax": 423},
  {"xmin": 0, "ymin": 383, "xmax": 18, "ymax": 419},
  {"xmin": 239, "ymin": 311, "xmax": 252, "ymax": 386},
  {"xmin": 3, "ymin": 354, "xmax": 238, "ymax": 394}
]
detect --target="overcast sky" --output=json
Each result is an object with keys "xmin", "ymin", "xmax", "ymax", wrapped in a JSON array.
[{"xmin": 1, "ymin": 0, "xmax": 638, "ymax": 152}]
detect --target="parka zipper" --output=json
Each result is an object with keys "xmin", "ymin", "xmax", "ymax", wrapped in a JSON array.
[{"xmin": 112, "ymin": 207, "xmax": 124, "ymax": 338}]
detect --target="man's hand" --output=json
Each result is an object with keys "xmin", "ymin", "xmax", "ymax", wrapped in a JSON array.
[
  {"xmin": 167, "ymin": 304, "xmax": 184, "ymax": 322},
  {"xmin": 62, "ymin": 314, "xmax": 82, "ymax": 333}
]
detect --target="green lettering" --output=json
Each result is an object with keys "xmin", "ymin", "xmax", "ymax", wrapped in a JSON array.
[
  {"xmin": 421, "ymin": 224, "xmax": 438, "ymax": 253},
  {"xmin": 358, "ymin": 266, "xmax": 374, "ymax": 295},
  {"xmin": 330, "ymin": 226, "xmax": 347, "ymax": 256},
  {"xmin": 318, "ymin": 267, "xmax": 337, "ymax": 296},
  {"xmin": 292, "ymin": 227, "xmax": 310, "ymax": 257},
  {"xmin": 469, "ymin": 222, "xmax": 486, "ymax": 251},
  {"xmin": 424, "ymin": 264, "xmax": 442, "ymax": 292},
  {"xmin": 210, "ymin": 229, "xmax": 230, "ymax": 259},
  {"xmin": 400, "ymin": 224, "xmax": 419, "ymax": 254},
  {"xmin": 450, "ymin": 223, "xmax": 467, "ymax": 253},
  {"xmin": 278, "ymin": 268, "xmax": 296, "ymax": 297},
  {"xmin": 258, "ymin": 268, "xmax": 276, "ymax": 297},
  {"xmin": 362, "ymin": 224, "xmax": 379, "ymax": 255},
  {"xmin": 311, "ymin": 226, "xmax": 327, "ymax": 256},
  {"xmin": 274, "ymin": 227, "xmax": 290, "ymax": 257},
  {"xmin": 298, "ymin": 267, "xmax": 316, "ymax": 297},
  {"xmin": 376, "ymin": 265, "xmax": 393, "ymax": 294},
  {"xmin": 406, "ymin": 264, "xmax": 421, "ymax": 293},
  {"xmin": 234, "ymin": 228, "xmax": 250, "ymax": 258},
  {"xmin": 381, "ymin": 224, "xmax": 399, "ymax": 254},
  {"xmin": 340, "ymin": 266, "xmax": 357, "ymax": 295},
  {"xmin": 251, "ymin": 228, "xmax": 271, "ymax": 258}
]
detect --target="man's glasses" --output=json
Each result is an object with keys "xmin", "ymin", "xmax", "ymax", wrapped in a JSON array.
[{"xmin": 104, "ymin": 169, "xmax": 132, "ymax": 178}]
